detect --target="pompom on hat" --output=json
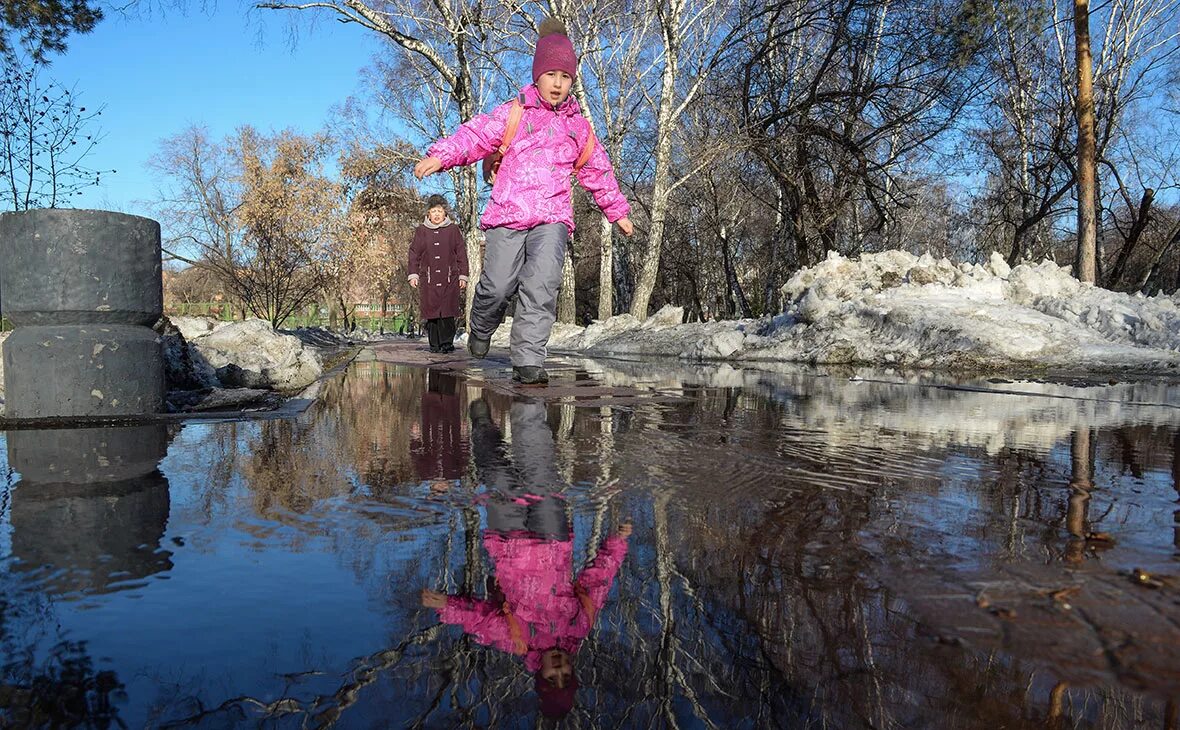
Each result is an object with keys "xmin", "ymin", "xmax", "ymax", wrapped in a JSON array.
[{"xmin": 533, "ymin": 17, "xmax": 577, "ymax": 82}]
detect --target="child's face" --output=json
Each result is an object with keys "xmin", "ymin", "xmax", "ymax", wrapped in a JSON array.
[
  {"xmin": 540, "ymin": 649, "xmax": 573, "ymax": 688},
  {"xmin": 428, "ymin": 206, "xmax": 447, "ymax": 224},
  {"xmin": 537, "ymin": 71, "xmax": 573, "ymax": 106}
]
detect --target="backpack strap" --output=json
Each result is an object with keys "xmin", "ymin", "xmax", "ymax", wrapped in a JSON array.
[
  {"xmin": 483, "ymin": 99, "xmax": 525, "ymax": 185},
  {"xmin": 498, "ymin": 100, "xmax": 525, "ymax": 156},
  {"xmin": 573, "ymin": 582, "xmax": 597, "ymax": 624},
  {"xmin": 501, "ymin": 601, "xmax": 528, "ymax": 656},
  {"xmin": 574, "ymin": 129, "xmax": 596, "ymax": 173}
]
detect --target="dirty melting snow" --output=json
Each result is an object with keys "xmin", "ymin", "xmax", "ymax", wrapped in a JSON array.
[{"xmin": 491, "ymin": 250, "xmax": 1180, "ymax": 373}]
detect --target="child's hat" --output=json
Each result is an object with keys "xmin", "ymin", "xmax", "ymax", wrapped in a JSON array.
[
  {"xmin": 533, "ymin": 17, "xmax": 577, "ymax": 82},
  {"xmin": 535, "ymin": 671, "xmax": 579, "ymax": 718}
]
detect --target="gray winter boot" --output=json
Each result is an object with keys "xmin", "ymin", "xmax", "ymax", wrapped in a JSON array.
[{"xmin": 512, "ymin": 366, "xmax": 549, "ymax": 385}]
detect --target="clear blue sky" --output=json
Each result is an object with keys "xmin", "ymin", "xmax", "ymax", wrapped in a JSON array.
[{"xmin": 40, "ymin": 2, "xmax": 382, "ymax": 214}]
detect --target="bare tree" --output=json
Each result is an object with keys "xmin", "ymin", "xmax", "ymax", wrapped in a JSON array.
[
  {"xmin": 149, "ymin": 125, "xmax": 242, "ymax": 264},
  {"xmin": 629, "ymin": 0, "xmax": 738, "ymax": 318},
  {"xmin": 164, "ymin": 265, "xmax": 225, "ymax": 306},
  {"xmin": 971, "ymin": 0, "xmax": 1076, "ymax": 266},
  {"xmin": 1091, "ymin": 0, "xmax": 1180, "ymax": 287},
  {"xmin": 339, "ymin": 141, "xmax": 425, "ymax": 329},
  {"xmin": 0, "ymin": 56, "xmax": 109, "ymax": 211},
  {"xmin": 972, "ymin": 0, "xmax": 1180, "ymax": 271},
  {"xmin": 151, "ymin": 126, "xmax": 343, "ymax": 327},
  {"xmin": 727, "ymin": 0, "xmax": 986, "ymax": 300},
  {"xmin": 258, "ymin": 0, "xmax": 515, "ymax": 319}
]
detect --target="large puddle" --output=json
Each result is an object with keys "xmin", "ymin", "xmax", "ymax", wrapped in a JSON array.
[{"xmin": 2, "ymin": 356, "xmax": 1179, "ymax": 728}]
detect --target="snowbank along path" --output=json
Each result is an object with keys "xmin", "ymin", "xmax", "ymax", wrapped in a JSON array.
[{"xmin": 478, "ymin": 250, "xmax": 1180, "ymax": 374}]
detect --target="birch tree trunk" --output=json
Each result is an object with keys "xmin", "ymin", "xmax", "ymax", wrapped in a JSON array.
[
  {"xmin": 630, "ymin": 43, "xmax": 678, "ymax": 319},
  {"xmin": 598, "ymin": 216, "xmax": 614, "ymax": 318},
  {"xmin": 629, "ymin": 0, "xmax": 731, "ymax": 319},
  {"xmin": 457, "ymin": 166, "xmax": 481, "ymax": 319},
  {"xmin": 258, "ymin": 0, "xmax": 492, "ymax": 318},
  {"xmin": 558, "ymin": 246, "xmax": 577, "ymax": 323},
  {"xmin": 1073, "ymin": 0, "xmax": 1097, "ymax": 284}
]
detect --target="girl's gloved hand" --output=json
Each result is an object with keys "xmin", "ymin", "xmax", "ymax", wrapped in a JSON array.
[
  {"xmin": 421, "ymin": 588, "xmax": 447, "ymax": 608},
  {"xmin": 415, "ymin": 157, "xmax": 443, "ymax": 179}
]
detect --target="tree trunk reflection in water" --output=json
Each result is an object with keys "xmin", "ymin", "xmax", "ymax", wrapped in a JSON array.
[
  {"xmin": 1047, "ymin": 680, "xmax": 1070, "ymax": 730},
  {"xmin": 1067, "ymin": 429, "xmax": 1095, "ymax": 564},
  {"xmin": 653, "ymin": 492, "xmax": 718, "ymax": 730}
]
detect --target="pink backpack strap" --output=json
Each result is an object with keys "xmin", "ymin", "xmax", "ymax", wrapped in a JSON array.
[{"xmin": 573, "ymin": 582, "xmax": 597, "ymax": 624}]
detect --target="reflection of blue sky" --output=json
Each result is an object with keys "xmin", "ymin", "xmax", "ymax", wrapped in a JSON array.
[
  {"xmin": 0, "ymin": 442, "xmax": 13, "ymax": 561},
  {"xmin": 882, "ymin": 453, "xmax": 996, "ymax": 574},
  {"xmin": 0, "ymin": 427, "xmax": 404, "ymax": 727}
]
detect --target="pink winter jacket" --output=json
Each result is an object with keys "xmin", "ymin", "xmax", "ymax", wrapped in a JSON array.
[
  {"xmin": 437, "ymin": 533, "xmax": 629, "ymax": 672},
  {"xmin": 427, "ymin": 84, "xmax": 631, "ymax": 233}
]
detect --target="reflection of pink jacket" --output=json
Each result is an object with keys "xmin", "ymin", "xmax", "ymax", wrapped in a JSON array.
[
  {"xmin": 427, "ymin": 84, "xmax": 631, "ymax": 233},
  {"xmin": 438, "ymin": 534, "xmax": 629, "ymax": 672}
]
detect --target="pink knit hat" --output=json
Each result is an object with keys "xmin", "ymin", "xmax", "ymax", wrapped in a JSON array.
[{"xmin": 532, "ymin": 17, "xmax": 577, "ymax": 82}]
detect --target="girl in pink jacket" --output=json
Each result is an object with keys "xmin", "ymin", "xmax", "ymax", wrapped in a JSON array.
[
  {"xmin": 421, "ymin": 398, "xmax": 632, "ymax": 719},
  {"xmin": 414, "ymin": 18, "xmax": 633, "ymax": 385}
]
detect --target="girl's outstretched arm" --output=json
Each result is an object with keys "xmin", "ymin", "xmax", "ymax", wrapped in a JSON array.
[
  {"xmin": 423, "ymin": 101, "xmax": 515, "ymax": 172},
  {"xmin": 575, "ymin": 137, "xmax": 631, "ymax": 225},
  {"xmin": 425, "ymin": 591, "xmax": 522, "ymax": 655},
  {"xmin": 574, "ymin": 523, "xmax": 631, "ymax": 610}
]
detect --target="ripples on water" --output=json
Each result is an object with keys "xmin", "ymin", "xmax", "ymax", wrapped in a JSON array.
[{"xmin": 1, "ymin": 359, "xmax": 1179, "ymax": 728}]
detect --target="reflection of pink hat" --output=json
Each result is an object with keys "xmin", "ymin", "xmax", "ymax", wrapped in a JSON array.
[
  {"xmin": 535, "ymin": 671, "xmax": 579, "ymax": 718},
  {"xmin": 533, "ymin": 17, "xmax": 577, "ymax": 82}
]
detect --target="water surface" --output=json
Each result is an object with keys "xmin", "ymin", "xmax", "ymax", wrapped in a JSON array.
[{"xmin": 2, "ymin": 358, "xmax": 1179, "ymax": 728}]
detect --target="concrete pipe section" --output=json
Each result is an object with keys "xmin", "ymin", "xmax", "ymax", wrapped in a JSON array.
[{"xmin": 0, "ymin": 209, "xmax": 165, "ymax": 419}]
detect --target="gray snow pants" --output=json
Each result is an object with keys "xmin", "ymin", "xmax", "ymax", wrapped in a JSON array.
[
  {"xmin": 469, "ymin": 224, "xmax": 568, "ymax": 367},
  {"xmin": 473, "ymin": 400, "xmax": 569, "ymax": 540}
]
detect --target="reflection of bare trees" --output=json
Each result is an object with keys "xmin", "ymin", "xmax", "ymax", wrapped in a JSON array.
[
  {"xmin": 180, "ymin": 370, "xmax": 1180, "ymax": 725},
  {"xmin": 1066, "ymin": 429, "xmax": 1096, "ymax": 563},
  {"xmin": 236, "ymin": 363, "xmax": 438, "ymax": 516},
  {"xmin": 23, "ymin": 362, "xmax": 1175, "ymax": 727},
  {"xmin": 1, "ymin": 639, "xmax": 126, "ymax": 728},
  {"xmin": 558, "ymin": 385, "xmax": 1180, "ymax": 728}
]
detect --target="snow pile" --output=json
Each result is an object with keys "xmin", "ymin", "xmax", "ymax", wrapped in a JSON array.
[
  {"xmin": 170, "ymin": 315, "xmax": 231, "ymax": 341},
  {"xmin": 487, "ymin": 317, "xmax": 590, "ymax": 349},
  {"xmin": 189, "ymin": 319, "xmax": 323, "ymax": 390},
  {"xmin": 494, "ymin": 250, "xmax": 1180, "ymax": 373},
  {"xmin": 763, "ymin": 251, "xmax": 1180, "ymax": 370}
]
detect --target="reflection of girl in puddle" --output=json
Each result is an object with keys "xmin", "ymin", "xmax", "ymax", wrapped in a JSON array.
[{"xmin": 421, "ymin": 398, "xmax": 630, "ymax": 719}]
